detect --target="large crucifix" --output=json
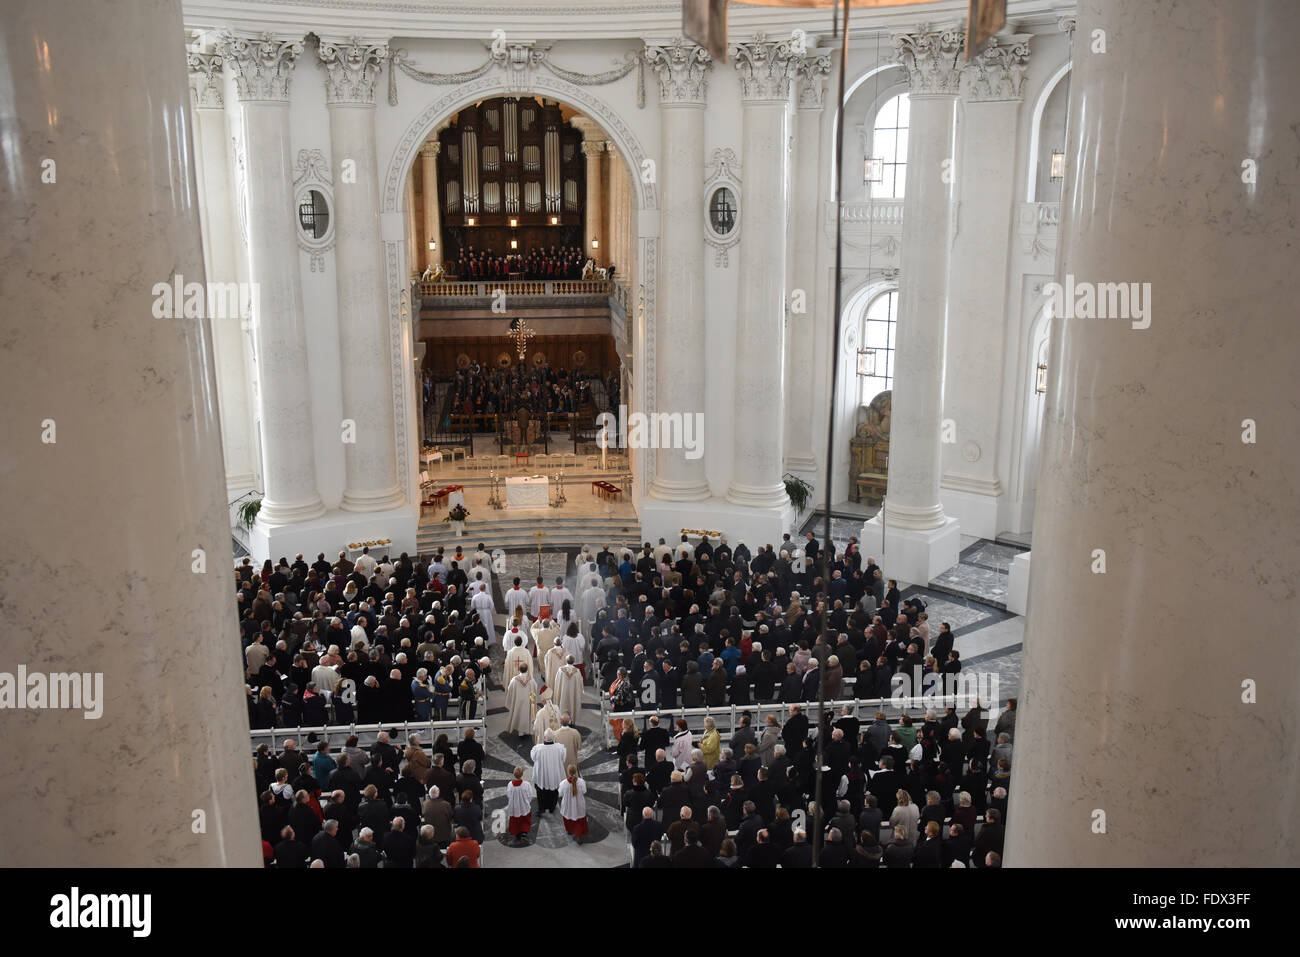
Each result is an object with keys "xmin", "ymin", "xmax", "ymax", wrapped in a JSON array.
[
  {"xmin": 510, "ymin": 317, "xmax": 535, "ymax": 361},
  {"xmin": 534, "ymin": 527, "xmax": 545, "ymax": 578}
]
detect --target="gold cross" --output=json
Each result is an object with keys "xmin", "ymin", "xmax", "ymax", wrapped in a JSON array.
[{"xmin": 512, "ymin": 318, "xmax": 535, "ymax": 361}]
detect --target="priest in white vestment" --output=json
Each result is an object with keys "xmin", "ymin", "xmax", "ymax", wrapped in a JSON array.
[
  {"xmin": 506, "ymin": 767, "xmax": 536, "ymax": 844},
  {"xmin": 559, "ymin": 767, "xmax": 588, "ymax": 841},
  {"xmin": 544, "ymin": 641, "xmax": 567, "ymax": 690},
  {"xmin": 529, "ymin": 729, "xmax": 568, "ymax": 815},
  {"xmin": 553, "ymin": 714, "xmax": 582, "ymax": 770},
  {"xmin": 553, "ymin": 657, "xmax": 583, "ymax": 725},
  {"xmin": 527, "ymin": 579, "xmax": 550, "ymax": 619},
  {"xmin": 533, "ymin": 616, "xmax": 559, "ymax": 660},
  {"xmin": 561, "ymin": 623, "xmax": 587, "ymax": 678},
  {"xmin": 532, "ymin": 688, "xmax": 561, "ymax": 742},
  {"xmin": 470, "ymin": 582, "xmax": 496, "ymax": 644},
  {"xmin": 504, "ymin": 580, "xmax": 529, "ymax": 622},
  {"xmin": 579, "ymin": 581, "xmax": 605, "ymax": 633},
  {"xmin": 504, "ymin": 664, "xmax": 536, "ymax": 737},
  {"xmin": 550, "ymin": 577, "xmax": 574, "ymax": 616},
  {"xmin": 504, "ymin": 633, "xmax": 534, "ymax": 686}
]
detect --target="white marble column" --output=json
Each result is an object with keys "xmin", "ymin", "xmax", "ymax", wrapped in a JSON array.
[
  {"xmin": 219, "ymin": 30, "xmax": 326, "ymax": 524},
  {"xmin": 188, "ymin": 47, "xmax": 258, "ymax": 491},
  {"xmin": 1006, "ymin": 0, "xmax": 1300, "ymax": 867},
  {"xmin": 420, "ymin": 141, "xmax": 442, "ymax": 272},
  {"xmin": 784, "ymin": 50, "xmax": 831, "ymax": 474},
  {"xmin": 318, "ymin": 37, "xmax": 405, "ymax": 513},
  {"xmin": 863, "ymin": 25, "xmax": 963, "ymax": 583},
  {"xmin": 940, "ymin": 36, "xmax": 1032, "ymax": 539},
  {"xmin": 0, "ymin": 0, "xmax": 259, "ymax": 866},
  {"xmin": 582, "ymin": 139, "xmax": 606, "ymax": 263},
  {"xmin": 726, "ymin": 35, "xmax": 794, "ymax": 511},
  {"xmin": 644, "ymin": 39, "xmax": 712, "ymax": 501}
]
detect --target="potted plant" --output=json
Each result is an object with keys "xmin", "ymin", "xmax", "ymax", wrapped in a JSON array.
[
  {"xmin": 445, "ymin": 503, "xmax": 470, "ymax": 537},
  {"xmin": 783, "ymin": 473, "xmax": 813, "ymax": 514},
  {"xmin": 238, "ymin": 497, "xmax": 262, "ymax": 531}
]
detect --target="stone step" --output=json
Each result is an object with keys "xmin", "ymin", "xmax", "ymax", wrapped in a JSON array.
[{"xmin": 416, "ymin": 516, "xmax": 640, "ymax": 552}]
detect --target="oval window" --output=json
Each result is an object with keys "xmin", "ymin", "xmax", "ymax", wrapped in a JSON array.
[
  {"xmin": 297, "ymin": 188, "xmax": 330, "ymax": 241},
  {"xmin": 708, "ymin": 186, "xmax": 736, "ymax": 236}
]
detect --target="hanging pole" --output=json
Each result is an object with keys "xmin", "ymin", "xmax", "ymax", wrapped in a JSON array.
[{"xmin": 813, "ymin": 0, "xmax": 851, "ymax": 871}]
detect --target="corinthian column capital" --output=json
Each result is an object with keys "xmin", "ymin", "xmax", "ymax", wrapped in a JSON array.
[
  {"xmin": 793, "ymin": 50, "xmax": 832, "ymax": 110},
  {"xmin": 186, "ymin": 51, "xmax": 225, "ymax": 110},
  {"xmin": 963, "ymin": 35, "xmax": 1032, "ymax": 102},
  {"xmin": 644, "ymin": 38, "xmax": 712, "ymax": 106},
  {"xmin": 893, "ymin": 24, "xmax": 965, "ymax": 97},
  {"xmin": 217, "ymin": 31, "xmax": 305, "ymax": 102},
  {"xmin": 317, "ymin": 36, "xmax": 389, "ymax": 105},
  {"xmin": 730, "ymin": 33, "xmax": 797, "ymax": 102}
]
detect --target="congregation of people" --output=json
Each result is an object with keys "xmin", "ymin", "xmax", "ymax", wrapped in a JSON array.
[
  {"xmin": 568, "ymin": 532, "xmax": 1010, "ymax": 867},
  {"xmin": 256, "ymin": 726, "xmax": 490, "ymax": 868},
  {"xmin": 241, "ymin": 521, "xmax": 1013, "ymax": 867},
  {"xmin": 239, "ymin": 543, "xmax": 503, "ymax": 732},
  {"xmin": 449, "ymin": 362, "xmax": 599, "ymax": 419}
]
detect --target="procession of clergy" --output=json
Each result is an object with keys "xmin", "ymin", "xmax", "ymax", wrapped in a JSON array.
[{"xmin": 492, "ymin": 564, "xmax": 605, "ymax": 846}]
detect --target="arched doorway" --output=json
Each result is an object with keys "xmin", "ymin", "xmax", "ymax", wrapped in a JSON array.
[{"xmin": 381, "ymin": 77, "xmax": 657, "ymax": 506}]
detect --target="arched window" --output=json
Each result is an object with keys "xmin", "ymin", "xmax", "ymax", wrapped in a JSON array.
[
  {"xmin": 869, "ymin": 93, "xmax": 909, "ymax": 199},
  {"xmin": 858, "ymin": 289, "xmax": 898, "ymax": 404}
]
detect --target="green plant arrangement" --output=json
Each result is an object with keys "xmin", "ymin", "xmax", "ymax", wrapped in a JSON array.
[
  {"xmin": 783, "ymin": 473, "xmax": 814, "ymax": 513},
  {"xmin": 238, "ymin": 498, "xmax": 262, "ymax": 530},
  {"xmin": 445, "ymin": 503, "xmax": 470, "ymax": 523}
]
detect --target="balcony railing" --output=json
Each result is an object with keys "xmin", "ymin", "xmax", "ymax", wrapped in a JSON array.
[
  {"xmin": 827, "ymin": 198, "xmax": 906, "ymax": 226},
  {"xmin": 416, "ymin": 278, "xmax": 612, "ymax": 298}
]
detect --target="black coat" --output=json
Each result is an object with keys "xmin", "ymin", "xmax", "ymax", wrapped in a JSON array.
[
  {"xmin": 913, "ymin": 836, "xmax": 944, "ymax": 868},
  {"xmin": 729, "ymin": 671, "xmax": 752, "ymax": 705},
  {"xmin": 382, "ymin": 828, "xmax": 416, "ymax": 868},
  {"xmin": 273, "ymin": 838, "xmax": 310, "ymax": 868},
  {"xmin": 782, "ymin": 713, "xmax": 810, "ymax": 753},
  {"xmin": 310, "ymin": 829, "xmax": 346, "ymax": 868}
]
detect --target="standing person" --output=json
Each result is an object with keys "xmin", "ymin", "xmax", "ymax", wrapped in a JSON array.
[
  {"xmin": 505, "ymin": 767, "xmax": 535, "ymax": 846},
  {"xmin": 560, "ymin": 764, "xmax": 588, "ymax": 843},
  {"xmin": 432, "ymin": 665, "xmax": 452, "ymax": 721},
  {"xmin": 670, "ymin": 718, "xmax": 693, "ymax": 771},
  {"xmin": 529, "ymin": 729, "xmax": 568, "ymax": 816},
  {"xmin": 527, "ymin": 577, "xmax": 550, "ymax": 619},
  {"xmin": 561, "ymin": 621, "xmax": 587, "ymax": 681},
  {"xmin": 504, "ymin": 578, "xmax": 529, "ymax": 629},
  {"xmin": 553, "ymin": 655, "xmax": 584, "ymax": 722},
  {"xmin": 700, "ymin": 716, "xmax": 721, "ymax": 771},
  {"xmin": 470, "ymin": 582, "xmax": 495, "ymax": 644},
  {"xmin": 504, "ymin": 663, "xmax": 536, "ymax": 737}
]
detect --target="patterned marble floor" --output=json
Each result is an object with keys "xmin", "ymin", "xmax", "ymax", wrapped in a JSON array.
[
  {"xmin": 929, "ymin": 539, "xmax": 1028, "ymax": 608},
  {"xmin": 477, "ymin": 685, "xmax": 628, "ymax": 867}
]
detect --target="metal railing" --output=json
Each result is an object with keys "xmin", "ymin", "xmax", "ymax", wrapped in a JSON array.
[
  {"xmin": 598, "ymin": 690, "xmax": 984, "ymax": 748},
  {"xmin": 250, "ymin": 716, "xmax": 486, "ymax": 754}
]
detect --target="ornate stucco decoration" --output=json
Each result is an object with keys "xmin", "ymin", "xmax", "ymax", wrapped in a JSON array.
[
  {"xmin": 644, "ymin": 38, "xmax": 712, "ymax": 106},
  {"xmin": 892, "ymin": 25, "xmax": 964, "ymax": 97},
  {"xmin": 218, "ymin": 31, "xmax": 304, "ymax": 102}
]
